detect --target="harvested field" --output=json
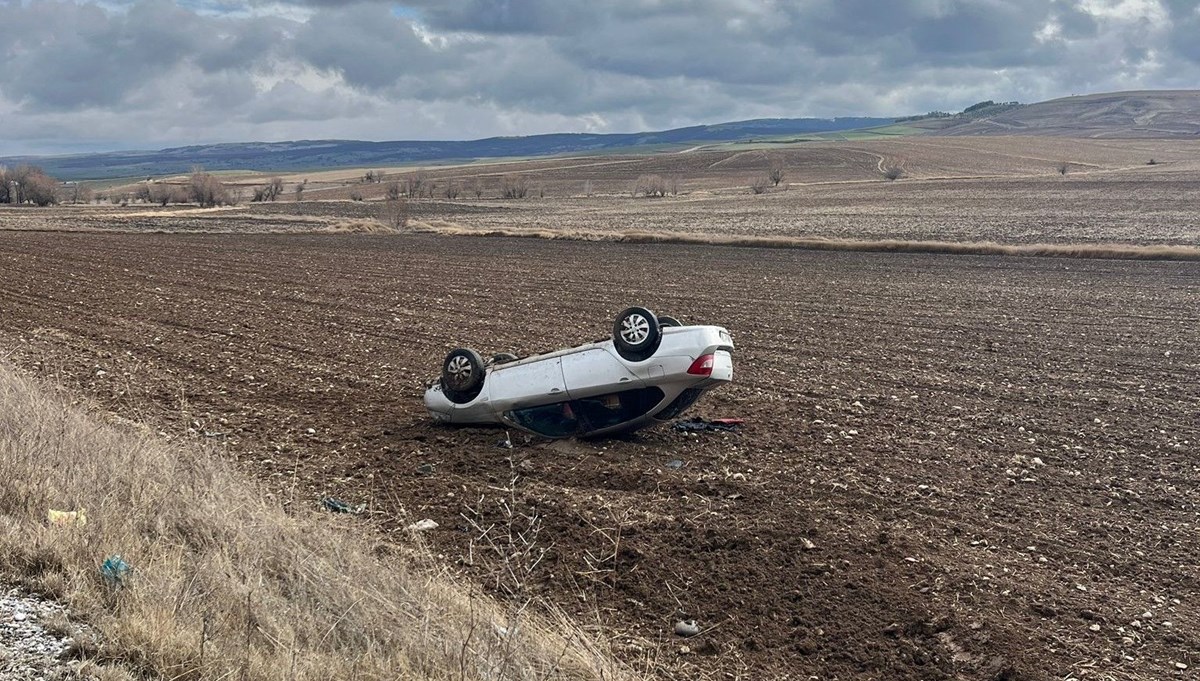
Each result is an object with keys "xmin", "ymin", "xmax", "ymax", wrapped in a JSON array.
[
  {"xmin": 14, "ymin": 137, "xmax": 1200, "ymax": 248},
  {"xmin": 0, "ymin": 230, "xmax": 1197, "ymax": 680}
]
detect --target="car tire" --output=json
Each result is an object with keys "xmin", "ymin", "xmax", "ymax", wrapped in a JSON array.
[
  {"xmin": 613, "ymin": 306, "xmax": 662, "ymax": 361},
  {"xmin": 441, "ymin": 347, "xmax": 485, "ymax": 403},
  {"xmin": 659, "ymin": 315, "xmax": 682, "ymax": 327},
  {"xmin": 491, "ymin": 352, "xmax": 519, "ymax": 364}
]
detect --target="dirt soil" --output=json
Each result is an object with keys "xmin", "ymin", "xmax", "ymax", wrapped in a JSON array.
[{"xmin": 0, "ymin": 231, "xmax": 1197, "ymax": 680}]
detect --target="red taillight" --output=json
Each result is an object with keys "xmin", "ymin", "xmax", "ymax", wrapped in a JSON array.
[{"xmin": 687, "ymin": 354, "xmax": 715, "ymax": 376}]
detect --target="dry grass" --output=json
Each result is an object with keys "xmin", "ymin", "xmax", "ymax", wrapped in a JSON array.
[
  {"xmin": 321, "ymin": 218, "xmax": 401, "ymax": 233},
  {"xmin": 0, "ymin": 366, "xmax": 631, "ymax": 681},
  {"xmin": 409, "ymin": 220, "xmax": 1200, "ymax": 262}
]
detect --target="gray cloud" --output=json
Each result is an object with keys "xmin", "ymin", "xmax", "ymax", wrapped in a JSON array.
[{"xmin": 1, "ymin": 0, "xmax": 1198, "ymax": 155}]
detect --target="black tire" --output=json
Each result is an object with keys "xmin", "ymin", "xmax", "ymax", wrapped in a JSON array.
[
  {"xmin": 441, "ymin": 348, "xmax": 485, "ymax": 403},
  {"xmin": 659, "ymin": 315, "xmax": 682, "ymax": 327},
  {"xmin": 613, "ymin": 306, "xmax": 662, "ymax": 361},
  {"xmin": 491, "ymin": 352, "xmax": 519, "ymax": 365}
]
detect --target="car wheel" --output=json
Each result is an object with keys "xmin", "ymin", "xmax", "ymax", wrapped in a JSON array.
[
  {"xmin": 613, "ymin": 306, "xmax": 661, "ymax": 361},
  {"xmin": 659, "ymin": 315, "xmax": 682, "ymax": 327},
  {"xmin": 441, "ymin": 347, "xmax": 485, "ymax": 403},
  {"xmin": 491, "ymin": 352, "xmax": 519, "ymax": 364}
]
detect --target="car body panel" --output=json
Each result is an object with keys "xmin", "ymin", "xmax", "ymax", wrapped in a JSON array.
[{"xmin": 423, "ymin": 323, "xmax": 733, "ymax": 438}]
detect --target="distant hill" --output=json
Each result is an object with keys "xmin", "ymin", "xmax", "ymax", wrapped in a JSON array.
[
  {"xmin": 1, "ymin": 117, "xmax": 892, "ymax": 181},
  {"xmin": 924, "ymin": 90, "xmax": 1200, "ymax": 138}
]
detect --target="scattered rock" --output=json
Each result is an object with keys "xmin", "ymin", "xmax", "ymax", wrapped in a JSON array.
[
  {"xmin": 665, "ymin": 459, "xmax": 685, "ymax": 470},
  {"xmin": 406, "ymin": 519, "xmax": 439, "ymax": 531},
  {"xmin": 800, "ymin": 537, "xmax": 817, "ymax": 551},
  {"xmin": 415, "ymin": 463, "xmax": 436, "ymax": 476}
]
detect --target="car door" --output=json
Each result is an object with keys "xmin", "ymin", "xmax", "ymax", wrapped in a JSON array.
[
  {"xmin": 561, "ymin": 347, "xmax": 643, "ymax": 400},
  {"xmin": 483, "ymin": 357, "xmax": 567, "ymax": 415}
]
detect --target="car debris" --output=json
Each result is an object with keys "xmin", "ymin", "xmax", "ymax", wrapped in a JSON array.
[
  {"xmin": 672, "ymin": 417, "xmax": 744, "ymax": 433},
  {"xmin": 424, "ymin": 307, "xmax": 734, "ymax": 439},
  {"xmin": 674, "ymin": 619, "xmax": 701, "ymax": 637},
  {"xmin": 321, "ymin": 497, "xmax": 364, "ymax": 514}
]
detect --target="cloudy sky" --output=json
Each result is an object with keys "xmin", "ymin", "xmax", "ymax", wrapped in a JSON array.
[{"xmin": 2, "ymin": 0, "xmax": 1197, "ymax": 155}]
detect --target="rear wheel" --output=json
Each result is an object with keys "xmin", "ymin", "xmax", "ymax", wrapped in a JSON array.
[
  {"xmin": 659, "ymin": 315, "xmax": 682, "ymax": 327},
  {"xmin": 613, "ymin": 307, "xmax": 661, "ymax": 361},
  {"xmin": 491, "ymin": 352, "xmax": 519, "ymax": 365},
  {"xmin": 441, "ymin": 348, "xmax": 485, "ymax": 403}
]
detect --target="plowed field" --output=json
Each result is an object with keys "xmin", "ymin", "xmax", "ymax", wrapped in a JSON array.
[{"xmin": 1, "ymin": 231, "xmax": 1197, "ymax": 680}]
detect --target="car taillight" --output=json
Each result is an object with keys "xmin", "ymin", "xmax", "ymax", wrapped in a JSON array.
[{"xmin": 687, "ymin": 354, "xmax": 715, "ymax": 376}]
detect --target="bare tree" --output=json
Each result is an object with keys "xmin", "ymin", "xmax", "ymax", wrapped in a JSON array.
[
  {"xmin": 582, "ymin": 179, "xmax": 593, "ymax": 197},
  {"xmin": 189, "ymin": 168, "xmax": 228, "ymax": 207},
  {"xmin": 294, "ymin": 183, "xmax": 305, "ymax": 201},
  {"xmin": 4, "ymin": 165, "xmax": 61, "ymax": 206},
  {"xmin": 252, "ymin": 177, "xmax": 285, "ymax": 202},
  {"xmin": 385, "ymin": 181, "xmax": 401, "ymax": 201},
  {"xmin": 444, "ymin": 181, "xmax": 460, "ymax": 200},
  {"xmin": 378, "ymin": 197, "xmax": 408, "ymax": 230},
  {"xmin": 635, "ymin": 174, "xmax": 667, "ymax": 197},
  {"xmin": 404, "ymin": 172, "xmax": 427, "ymax": 198},
  {"xmin": 500, "ymin": 174, "xmax": 528, "ymax": 199},
  {"xmin": 1056, "ymin": 162, "xmax": 1069, "ymax": 176},
  {"xmin": 363, "ymin": 169, "xmax": 384, "ymax": 183},
  {"xmin": 768, "ymin": 157, "xmax": 785, "ymax": 186},
  {"xmin": 149, "ymin": 183, "xmax": 182, "ymax": 206}
]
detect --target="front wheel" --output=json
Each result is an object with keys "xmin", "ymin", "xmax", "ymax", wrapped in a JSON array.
[
  {"xmin": 441, "ymin": 348, "xmax": 485, "ymax": 403},
  {"xmin": 659, "ymin": 315, "xmax": 682, "ymax": 327},
  {"xmin": 613, "ymin": 307, "xmax": 661, "ymax": 361}
]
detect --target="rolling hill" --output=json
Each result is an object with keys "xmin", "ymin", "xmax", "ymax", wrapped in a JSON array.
[
  {"xmin": 0, "ymin": 118, "xmax": 891, "ymax": 181},
  {"xmin": 926, "ymin": 90, "xmax": 1200, "ymax": 138}
]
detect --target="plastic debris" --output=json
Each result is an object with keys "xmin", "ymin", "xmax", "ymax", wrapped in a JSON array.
[
  {"xmin": 321, "ymin": 497, "xmax": 365, "ymax": 514},
  {"xmin": 674, "ymin": 619, "xmax": 701, "ymax": 637},
  {"xmin": 406, "ymin": 519, "xmax": 439, "ymax": 531},
  {"xmin": 673, "ymin": 418, "xmax": 744, "ymax": 433},
  {"xmin": 100, "ymin": 555, "xmax": 131, "ymax": 587},
  {"xmin": 47, "ymin": 509, "xmax": 87, "ymax": 527},
  {"xmin": 665, "ymin": 459, "xmax": 685, "ymax": 470}
]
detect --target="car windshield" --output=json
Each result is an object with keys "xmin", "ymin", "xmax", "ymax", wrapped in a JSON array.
[
  {"xmin": 507, "ymin": 402, "xmax": 582, "ymax": 438},
  {"xmin": 572, "ymin": 387, "xmax": 664, "ymax": 431},
  {"xmin": 507, "ymin": 387, "xmax": 665, "ymax": 437}
]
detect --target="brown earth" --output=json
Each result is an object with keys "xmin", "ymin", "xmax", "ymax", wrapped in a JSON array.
[{"xmin": 0, "ymin": 229, "xmax": 1196, "ymax": 680}]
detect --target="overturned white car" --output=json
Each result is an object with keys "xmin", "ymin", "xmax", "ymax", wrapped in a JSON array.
[{"xmin": 424, "ymin": 307, "xmax": 734, "ymax": 439}]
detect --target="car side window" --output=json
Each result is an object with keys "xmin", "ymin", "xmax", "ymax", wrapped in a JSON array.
[
  {"xmin": 507, "ymin": 402, "xmax": 582, "ymax": 438},
  {"xmin": 572, "ymin": 387, "xmax": 665, "ymax": 431}
]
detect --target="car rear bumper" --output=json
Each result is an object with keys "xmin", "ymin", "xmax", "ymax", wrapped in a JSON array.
[{"xmin": 709, "ymin": 349, "xmax": 733, "ymax": 382}]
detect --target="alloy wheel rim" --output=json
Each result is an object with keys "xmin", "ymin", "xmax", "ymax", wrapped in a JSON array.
[
  {"xmin": 621, "ymin": 314, "xmax": 650, "ymax": 345},
  {"xmin": 447, "ymin": 355, "xmax": 473, "ymax": 387}
]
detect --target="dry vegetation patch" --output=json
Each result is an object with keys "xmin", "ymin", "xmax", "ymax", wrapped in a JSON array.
[{"xmin": 0, "ymin": 367, "xmax": 628, "ymax": 681}]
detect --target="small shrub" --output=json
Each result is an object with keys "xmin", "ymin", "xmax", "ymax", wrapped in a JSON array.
[
  {"xmin": 1148, "ymin": 158, "xmax": 1158, "ymax": 165},
  {"xmin": 750, "ymin": 176, "xmax": 770, "ymax": 194},
  {"xmin": 1056, "ymin": 162, "xmax": 1069, "ymax": 176},
  {"xmin": 882, "ymin": 166, "xmax": 904, "ymax": 181}
]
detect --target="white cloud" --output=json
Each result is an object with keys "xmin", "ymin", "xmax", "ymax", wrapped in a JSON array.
[{"xmin": 1, "ymin": 0, "xmax": 1198, "ymax": 155}]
